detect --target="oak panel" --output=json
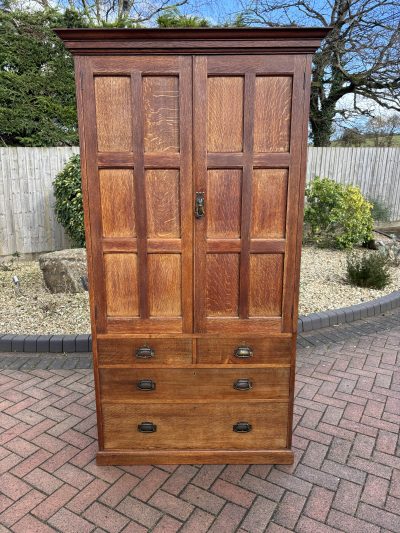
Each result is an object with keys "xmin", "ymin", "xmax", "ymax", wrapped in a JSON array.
[
  {"xmin": 251, "ymin": 169, "xmax": 288, "ymax": 238},
  {"xmin": 254, "ymin": 76, "xmax": 292, "ymax": 153},
  {"xmin": 197, "ymin": 336, "xmax": 293, "ymax": 364},
  {"xmin": 207, "ymin": 170, "xmax": 242, "ymax": 238},
  {"xmin": 100, "ymin": 367, "xmax": 290, "ymax": 401},
  {"xmin": 104, "ymin": 253, "xmax": 139, "ymax": 317},
  {"xmin": 99, "ymin": 169, "xmax": 135, "ymax": 238},
  {"xmin": 207, "ymin": 77, "xmax": 244, "ymax": 152},
  {"xmin": 206, "ymin": 254, "xmax": 239, "ymax": 317},
  {"xmin": 148, "ymin": 254, "xmax": 181, "ymax": 317},
  {"xmin": 143, "ymin": 76, "xmax": 179, "ymax": 152},
  {"xmin": 145, "ymin": 169, "xmax": 180, "ymax": 238},
  {"xmin": 95, "ymin": 77, "xmax": 132, "ymax": 152},
  {"xmin": 98, "ymin": 337, "xmax": 192, "ymax": 365},
  {"xmin": 249, "ymin": 254, "xmax": 283, "ymax": 316},
  {"xmin": 103, "ymin": 401, "xmax": 289, "ymax": 450}
]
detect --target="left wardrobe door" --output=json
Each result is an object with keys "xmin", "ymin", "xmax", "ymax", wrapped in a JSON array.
[{"xmin": 75, "ymin": 56, "xmax": 193, "ymax": 335}]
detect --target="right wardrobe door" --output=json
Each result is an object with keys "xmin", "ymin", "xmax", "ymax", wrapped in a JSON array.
[{"xmin": 193, "ymin": 55, "xmax": 308, "ymax": 335}]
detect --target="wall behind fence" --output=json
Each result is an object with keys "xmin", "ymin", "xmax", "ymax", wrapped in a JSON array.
[
  {"xmin": 0, "ymin": 147, "xmax": 79, "ymax": 256},
  {"xmin": 0, "ymin": 146, "xmax": 399, "ymax": 256}
]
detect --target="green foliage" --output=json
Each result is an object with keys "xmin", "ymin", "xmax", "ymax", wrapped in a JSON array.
[
  {"xmin": 0, "ymin": 8, "xmax": 86, "ymax": 147},
  {"xmin": 157, "ymin": 8, "xmax": 209, "ymax": 28},
  {"xmin": 53, "ymin": 155, "xmax": 85, "ymax": 246},
  {"xmin": 304, "ymin": 177, "xmax": 374, "ymax": 249},
  {"xmin": 346, "ymin": 252, "xmax": 391, "ymax": 289},
  {"xmin": 367, "ymin": 196, "xmax": 392, "ymax": 223}
]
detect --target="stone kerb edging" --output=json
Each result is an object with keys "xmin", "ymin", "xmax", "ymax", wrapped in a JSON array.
[{"xmin": 1, "ymin": 290, "xmax": 400, "ymax": 353}]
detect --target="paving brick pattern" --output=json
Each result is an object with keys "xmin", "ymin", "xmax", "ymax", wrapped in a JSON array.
[{"xmin": 0, "ymin": 321, "xmax": 399, "ymax": 531}]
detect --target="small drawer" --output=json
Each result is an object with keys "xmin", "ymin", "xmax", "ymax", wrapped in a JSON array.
[
  {"xmin": 102, "ymin": 401, "xmax": 289, "ymax": 450},
  {"xmin": 197, "ymin": 337, "xmax": 292, "ymax": 364},
  {"xmin": 99, "ymin": 367, "xmax": 290, "ymax": 401},
  {"xmin": 97, "ymin": 338, "xmax": 192, "ymax": 365}
]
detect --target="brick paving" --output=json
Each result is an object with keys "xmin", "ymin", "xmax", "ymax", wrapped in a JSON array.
[{"xmin": 0, "ymin": 316, "xmax": 399, "ymax": 531}]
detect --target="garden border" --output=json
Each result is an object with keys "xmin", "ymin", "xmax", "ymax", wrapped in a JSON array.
[{"xmin": 1, "ymin": 290, "xmax": 400, "ymax": 353}]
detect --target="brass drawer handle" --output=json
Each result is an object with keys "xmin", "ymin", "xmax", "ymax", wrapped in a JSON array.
[
  {"xmin": 234, "ymin": 346, "xmax": 253, "ymax": 359},
  {"xmin": 233, "ymin": 422, "xmax": 252, "ymax": 433},
  {"xmin": 138, "ymin": 422, "xmax": 157, "ymax": 433},
  {"xmin": 135, "ymin": 346, "xmax": 154, "ymax": 359},
  {"xmin": 233, "ymin": 379, "xmax": 253, "ymax": 391},
  {"xmin": 137, "ymin": 379, "xmax": 156, "ymax": 391}
]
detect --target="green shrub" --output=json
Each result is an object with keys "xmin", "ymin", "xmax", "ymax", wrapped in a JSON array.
[
  {"xmin": 367, "ymin": 196, "xmax": 392, "ymax": 222},
  {"xmin": 53, "ymin": 154, "xmax": 85, "ymax": 247},
  {"xmin": 346, "ymin": 252, "xmax": 391, "ymax": 289},
  {"xmin": 304, "ymin": 177, "xmax": 374, "ymax": 249}
]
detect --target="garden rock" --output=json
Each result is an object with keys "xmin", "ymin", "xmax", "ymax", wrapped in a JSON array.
[{"xmin": 39, "ymin": 249, "xmax": 88, "ymax": 293}]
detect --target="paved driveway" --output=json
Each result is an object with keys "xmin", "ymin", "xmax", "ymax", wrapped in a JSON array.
[{"xmin": 0, "ymin": 314, "xmax": 399, "ymax": 532}]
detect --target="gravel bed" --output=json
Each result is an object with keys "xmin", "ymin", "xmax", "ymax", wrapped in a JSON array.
[{"xmin": 0, "ymin": 245, "xmax": 399, "ymax": 334}]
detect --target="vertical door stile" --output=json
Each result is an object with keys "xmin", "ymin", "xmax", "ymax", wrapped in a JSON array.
[
  {"xmin": 179, "ymin": 56, "xmax": 194, "ymax": 334},
  {"xmin": 193, "ymin": 57, "xmax": 208, "ymax": 332},
  {"xmin": 281, "ymin": 56, "xmax": 306, "ymax": 332},
  {"xmin": 131, "ymin": 71, "xmax": 149, "ymax": 319},
  {"xmin": 81, "ymin": 62, "xmax": 107, "ymax": 333},
  {"xmin": 239, "ymin": 73, "xmax": 256, "ymax": 320}
]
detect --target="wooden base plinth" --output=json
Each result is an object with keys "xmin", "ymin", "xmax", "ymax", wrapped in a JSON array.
[{"xmin": 96, "ymin": 449, "xmax": 294, "ymax": 465}]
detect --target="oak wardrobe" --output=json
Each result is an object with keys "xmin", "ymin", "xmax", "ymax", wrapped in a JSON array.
[{"xmin": 56, "ymin": 27, "xmax": 329, "ymax": 464}]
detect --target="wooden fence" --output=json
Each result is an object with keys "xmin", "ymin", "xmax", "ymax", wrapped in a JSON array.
[{"xmin": 0, "ymin": 146, "xmax": 399, "ymax": 256}]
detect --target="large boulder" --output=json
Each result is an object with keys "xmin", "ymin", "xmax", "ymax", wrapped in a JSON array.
[{"xmin": 39, "ymin": 248, "xmax": 88, "ymax": 293}]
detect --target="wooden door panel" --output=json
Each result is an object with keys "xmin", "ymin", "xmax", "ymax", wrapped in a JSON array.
[
  {"xmin": 194, "ymin": 55, "xmax": 306, "ymax": 333},
  {"xmin": 249, "ymin": 254, "xmax": 283, "ymax": 317},
  {"xmin": 251, "ymin": 169, "xmax": 288, "ymax": 239},
  {"xmin": 104, "ymin": 253, "xmax": 139, "ymax": 317},
  {"xmin": 207, "ymin": 77, "xmax": 244, "ymax": 152},
  {"xmin": 148, "ymin": 254, "xmax": 182, "ymax": 317},
  {"xmin": 143, "ymin": 76, "xmax": 180, "ymax": 152},
  {"xmin": 207, "ymin": 170, "xmax": 242, "ymax": 239},
  {"xmin": 94, "ymin": 77, "xmax": 133, "ymax": 152},
  {"xmin": 99, "ymin": 169, "xmax": 136, "ymax": 238},
  {"xmin": 206, "ymin": 254, "xmax": 240, "ymax": 317},
  {"xmin": 145, "ymin": 169, "xmax": 180, "ymax": 238},
  {"xmin": 253, "ymin": 76, "xmax": 292, "ymax": 153},
  {"xmin": 82, "ymin": 56, "xmax": 192, "ymax": 333}
]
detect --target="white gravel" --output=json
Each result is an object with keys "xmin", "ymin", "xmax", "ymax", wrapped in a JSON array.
[{"xmin": 0, "ymin": 244, "xmax": 399, "ymax": 334}]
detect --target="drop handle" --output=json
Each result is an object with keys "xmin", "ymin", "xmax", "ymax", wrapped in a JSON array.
[
  {"xmin": 233, "ymin": 422, "xmax": 252, "ymax": 433},
  {"xmin": 135, "ymin": 346, "xmax": 154, "ymax": 359},
  {"xmin": 234, "ymin": 346, "xmax": 253, "ymax": 359},
  {"xmin": 195, "ymin": 192, "xmax": 205, "ymax": 219},
  {"xmin": 233, "ymin": 379, "xmax": 253, "ymax": 391},
  {"xmin": 137, "ymin": 379, "xmax": 156, "ymax": 391},
  {"xmin": 138, "ymin": 422, "xmax": 157, "ymax": 433}
]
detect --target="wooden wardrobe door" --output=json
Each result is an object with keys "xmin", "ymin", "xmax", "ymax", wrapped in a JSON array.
[
  {"xmin": 78, "ymin": 56, "xmax": 192, "ymax": 334},
  {"xmin": 193, "ymin": 55, "xmax": 307, "ymax": 333}
]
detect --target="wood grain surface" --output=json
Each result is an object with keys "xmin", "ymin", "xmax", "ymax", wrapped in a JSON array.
[
  {"xmin": 95, "ymin": 77, "xmax": 132, "ymax": 152},
  {"xmin": 254, "ymin": 76, "xmax": 292, "ymax": 153},
  {"xmin": 102, "ymin": 401, "xmax": 289, "ymax": 450},
  {"xmin": 207, "ymin": 77, "xmax": 244, "ymax": 152},
  {"xmin": 99, "ymin": 169, "xmax": 136, "ymax": 238},
  {"xmin": 100, "ymin": 367, "xmax": 290, "ymax": 401},
  {"xmin": 104, "ymin": 253, "xmax": 139, "ymax": 317},
  {"xmin": 251, "ymin": 169, "xmax": 288, "ymax": 239},
  {"xmin": 145, "ymin": 169, "xmax": 180, "ymax": 238},
  {"xmin": 143, "ymin": 76, "xmax": 179, "ymax": 152}
]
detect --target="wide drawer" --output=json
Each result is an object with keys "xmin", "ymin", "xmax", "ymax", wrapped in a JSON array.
[
  {"xmin": 102, "ymin": 401, "xmax": 289, "ymax": 450},
  {"xmin": 197, "ymin": 337, "xmax": 292, "ymax": 364},
  {"xmin": 100, "ymin": 367, "xmax": 290, "ymax": 401},
  {"xmin": 97, "ymin": 338, "xmax": 192, "ymax": 365}
]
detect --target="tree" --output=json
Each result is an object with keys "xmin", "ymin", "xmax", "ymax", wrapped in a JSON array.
[
  {"xmin": 366, "ymin": 113, "xmax": 400, "ymax": 146},
  {"xmin": 240, "ymin": 0, "xmax": 400, "ymax": 146},
  {"xmin": 0, "ymin": 7, "xmax": 85, "ymax": 146},
  {"xmin": 28, "ymin": 0, "xmax": 188, "ymax": 27},
  {"xmin": 337, "ymin": 128, "xmax": 364, "ymax": 147},
  {"xmin": 157, "ymin": 7, "xmax": 209, "ymax": 27}
]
